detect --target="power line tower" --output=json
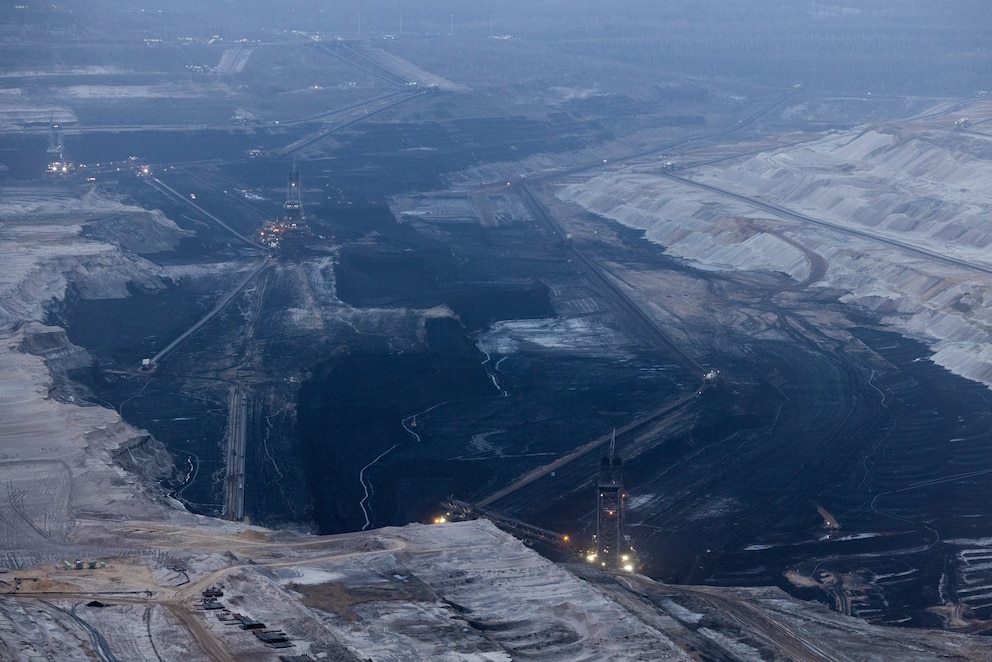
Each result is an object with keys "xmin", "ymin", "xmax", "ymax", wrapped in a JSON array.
[{"xmin": 595, "ymin": 430, "xmax": 624, "ymax": 569}]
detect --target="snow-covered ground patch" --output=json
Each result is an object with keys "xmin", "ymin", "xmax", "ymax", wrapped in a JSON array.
[
  {"xmin": 559, "ymin": 105, "xmax": 992, "ymax": 388},
  {"xmin": 276, "ymin": 567, "xmax": 346, "ymax": 586},
  {"xmin": 0, "ymin": 185, "xmax": 195, "ymax": 566},
  {"xmin": 559, "ymin": 174, "xmax": 812, "ymax": 280},
  {"xmin": 477, "ymin": 317, "xmax": 631, "ymax": 357}
]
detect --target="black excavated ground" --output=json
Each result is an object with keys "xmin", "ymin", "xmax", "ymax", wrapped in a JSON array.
[{"xmin": 47, "ymin": 112, "xmax": 992, "ymax": 630}]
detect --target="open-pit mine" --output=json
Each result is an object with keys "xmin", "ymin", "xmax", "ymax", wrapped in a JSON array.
[{"xmin": 2, "ymin": 1, "xmax": 992, "ymax": 659}]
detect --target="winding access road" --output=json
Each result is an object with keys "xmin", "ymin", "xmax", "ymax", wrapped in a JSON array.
[{"xmin": 661, "ymin": 171, "xmax": 992, "ymax": 277}]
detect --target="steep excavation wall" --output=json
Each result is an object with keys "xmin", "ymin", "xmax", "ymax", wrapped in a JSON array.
[{"xmin": 559, "ymin": 112, "xmax": 992, "ymax": 386}]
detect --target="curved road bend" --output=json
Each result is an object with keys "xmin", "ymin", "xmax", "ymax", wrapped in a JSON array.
[
  {"xmin": 40, "ymin": 600, "xmax": 120, "ymax": 662},
  {"xmin": 661, "ymin": 172, "xmax": 992, "ymax": 277},
  {"xmin": 515, "ymin": 182, "xmax": 704, "ymax": 374},
  {"xmin": 19, "ymin": 535, "xmax": 413, "ymax": 662}
]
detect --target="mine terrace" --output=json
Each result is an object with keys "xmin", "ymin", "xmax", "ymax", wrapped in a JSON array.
[{"xmin": 1, "ymin": 1, "xmax": 992, "ymax": 660}]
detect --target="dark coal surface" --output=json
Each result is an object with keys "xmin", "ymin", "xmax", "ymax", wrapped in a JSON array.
[
  {"xmin": 46, "ymin": 116, "xmax": 992, "ymax": 630},
  {"xmin": 297, "ymin": 318, "xmax": 499, "ymax": 532}
]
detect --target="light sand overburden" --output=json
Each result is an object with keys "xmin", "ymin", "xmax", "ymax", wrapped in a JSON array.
[
  {"xmin": 559, "ymin": 102, "xmax": 992, "ymax": 386},
  {"xmin": 0, "ymin": 186, "xmax": 191, "ymax": 567}
]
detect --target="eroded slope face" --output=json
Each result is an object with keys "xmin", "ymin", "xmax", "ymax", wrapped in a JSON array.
[
  {"xmin": 544, "ymin": 101, "xmax": 992, "ymax": 626},
  {"xmin": 559, "ymin": 101, "xmax": 992, "ymax": 386},
  {"xmin": 7, "ymin": 519, "xmax": 992, "ymax": 661},
  {"xmin": 0, "ymin": 520, "xmax": 692, "ymax": 661},
  {"xmin": 4, "ymin": 0, "xmax": 992, "ymax": 648},
  {"xmin": 0, "ymin": 185, "xmax": 197, "ymax": 569}
]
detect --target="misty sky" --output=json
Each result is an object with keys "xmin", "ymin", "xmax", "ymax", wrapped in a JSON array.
[{"xmin": 4, "ymin": 0, "xmax": 986, "ymax": 96}]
